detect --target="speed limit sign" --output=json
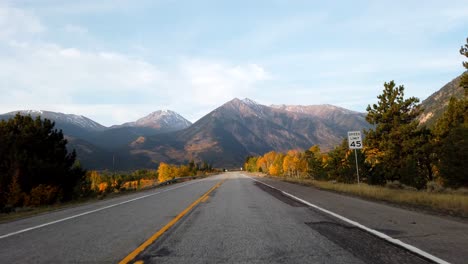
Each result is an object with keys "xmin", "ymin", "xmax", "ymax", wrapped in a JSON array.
[{"xmin": 348, "ymin": 131, "xmax": 363, "ymax": 149}]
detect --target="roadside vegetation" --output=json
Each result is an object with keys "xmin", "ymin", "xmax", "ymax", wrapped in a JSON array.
[
  {"xmin": 245, "ymin": 37, "xmax": 468, "ymax": 216},
  {"xmin": 86, "ymin": 161, "xmax": 214, "ymax": 196},
  {"xmin": 276, "ymin": 177, "xmax": 468, "ymax": 217},
  {"xmin": 0, "ymin": 114, "xmax": 86, "ymax": 213},
  {"xmin": 0, "ymin": 113, "xmax": 214, "ymax": 216}
]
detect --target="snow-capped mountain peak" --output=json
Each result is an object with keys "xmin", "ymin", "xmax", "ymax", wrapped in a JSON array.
[
  {"xmin": 242, "ymin": 98, "xmax": 259, "ymax": 106},
  {"xmin": 3, "ymin": 110, "xmax": 106, "ymax": 131},
  {"xmin": 120, "ymin": 110, "xmax": 192, "ymax": 131}
]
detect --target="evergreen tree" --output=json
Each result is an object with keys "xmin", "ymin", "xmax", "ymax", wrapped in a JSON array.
[
  {"xmin": 460, "ymin": 37, "xmax": 468, "ymax": 96},
  {"xmin": 304, "ymin": 146, "xmax": 326, "ymax": 180},
  {"xmin": 433, "ymin": 97, "xmax": 467, "ymax": 188},
  {"xmin": 0, "ymin": 114, "xmax": 85, "ymax": 208},
  {"xmin": 364, "ymin": 81, "xmax": 425, "ymax": 187},
  {"xmin": 325, "ymin": 139, "xmax": 366, "ymax": 183}
]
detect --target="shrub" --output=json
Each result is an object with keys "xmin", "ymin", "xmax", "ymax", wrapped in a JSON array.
[
  {"xmin": 426, "ymin": 181, "xmax": 445, "ymax": 193},
  {"xmin": 385, "ymin": 180, "xmax": 403, "ymax": 189},
  {"xmin": 27, "ymin": 185, "xmax": 62, "ymax": 206}
]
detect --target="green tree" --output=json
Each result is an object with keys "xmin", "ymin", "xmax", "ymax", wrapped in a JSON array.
[
  {"xmin": 304, "ymin": 146, "xmax": 326, "ymax": 180},
  {"xmin": 244, "ymin": 156, "xmax": 259, "ymax": 172},
  {"xmin": 0, "ymin": 114, "xmax": 85, "ymax": 208},
  {"xmin": 429, "ymin": 38, "xmax": 468, "ymax": 188},
  {"xmin": 460, "ymin": 37, "xmax": 468, "ymax": 96},
  {"xmin": 364, "ymin": 81, "xmax": 426, "ymax": 187},
  {"xmin": 433, "ymin": 97, "xmax": 467, "ymax": 187},
  {"xmin": 325, "ymin": 139, "xmax": 366, "ymax": 183}
]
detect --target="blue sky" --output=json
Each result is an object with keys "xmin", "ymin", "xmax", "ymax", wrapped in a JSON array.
[{"xmin": 1, "ymin": 0, "xmax": 467, "ymax": 126}]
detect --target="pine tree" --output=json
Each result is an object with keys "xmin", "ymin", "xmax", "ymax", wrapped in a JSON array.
[
  {"xmin": 460, "ymin": 37, "xmax": 468, "ymax": 96},
  {"xmin": 364, "ymin": 81, "xmax": 425, "ymax": 186},
  {"xmin": 305, "ymin": 146, "xmax": 326, "ymax": 180},
  {"xmin": 0, "ymin": 114, "xmax": 85, "ymax": 208},
  {"xmin": 433, "ymin": 97, "xmax": 467, "ymax": 187},
  {"xmin": 428, "ymin": 38, "xmax": 468, "ymax": 188}
]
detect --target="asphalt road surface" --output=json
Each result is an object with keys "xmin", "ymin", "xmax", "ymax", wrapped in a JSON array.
[{"xmin": 0, "ymin": 172, "xmax": 456, "ymax": 263}]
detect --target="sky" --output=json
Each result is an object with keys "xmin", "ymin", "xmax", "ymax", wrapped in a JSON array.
[{"xmin": 1, "ymin": 0, "xmax": 467, "ymax": 126}]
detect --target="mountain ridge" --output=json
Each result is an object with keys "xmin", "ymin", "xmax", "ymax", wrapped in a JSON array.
[
  {"xmin": 121, "ymin": 98, "xmax": 371, "ymax": 168},
  {"xmin": 0, "ymin": 99, "xmax": 374, "ymax": 169}
]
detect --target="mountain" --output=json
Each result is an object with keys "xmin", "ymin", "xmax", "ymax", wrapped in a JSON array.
[
  {"xmin": 0, "ymin": 109, "xmax": 192, "ymax": 170},
  {"xmin": 89, "ymin": 110, "xmax": 191, "ymax": 150},
  {"xmin": 0, "ymin": 101, "xmax": 371, "ymax": 169},
  {"xmin": 116, "ymin": 110, "xmax": 191, "ymax": 132},
  {"xmin": 418, "ymin": 73, "xmax": 465, "ymax": 127},
  {"xmin": 271, "ymin": 104, "xmax": 369, "ymax": 132},
  {"xmin": 2, "ymin": 71, "xmax": 466, "ymax": 170},
  {"xmin": 127, "ymin": 98, "xmax": 372, "ymax": 168},
  {"xmin": 0, "ymin": 110, "xmax": 107, "ymax": 140},
  {"xmin": 1, "ymin": 110, "xmax": 106, "ymax": 131}
]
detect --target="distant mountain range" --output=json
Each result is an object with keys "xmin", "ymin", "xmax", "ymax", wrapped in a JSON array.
[
  {"xmin": 0, "ymin": 99, "xmax": 370, "ymax": 169},
  {"xmin": 2, "ymin": 73, "xmax": 463, "ymax": 170},
  {"xmin": 0, "ymin": 109, "xmax": 192, "ymax": 169},
  {"xmin": 124, "ymin": 98, "xmax": 370, "ymax": 168}
]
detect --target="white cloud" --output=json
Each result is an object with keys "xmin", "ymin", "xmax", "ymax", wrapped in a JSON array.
[
  {"xmin": 177, "ymin": 59, "xmax": 270, "ymax": 106},
  {"xmin": 0, "ymin": 42, "xmax": 163, "ymax": 100},
  {"xmin": 0, "ymin": 4, "xmax": 45, "ymax": 39},
  {"xmin": 0, "ymin": 40, "xmax": 272, "ymax": 125},
  {"xmin": 1, "ymin": 1, "xmax": 464, "ymax": 127}
]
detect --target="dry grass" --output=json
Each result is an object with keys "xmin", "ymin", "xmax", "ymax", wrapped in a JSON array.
[
  {"xmin": 0, "ymin": 174, "xmax": 210, "ymax": 223},
  {"xmin": 277, "ymin": 177, "xmax": 468, "ymax": 218}
]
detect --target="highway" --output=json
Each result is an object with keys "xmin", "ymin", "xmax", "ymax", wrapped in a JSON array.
[{"xmin": 0, "ymin": 172, "xmax": 463, "ymax": 263}]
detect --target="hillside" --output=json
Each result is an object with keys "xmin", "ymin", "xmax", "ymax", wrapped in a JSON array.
[{"xmin": 418, "ymin": 73, "xmax": 465, "ymax": 127}]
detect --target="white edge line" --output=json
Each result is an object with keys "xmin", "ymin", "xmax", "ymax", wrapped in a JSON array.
[
  {"xmin": 245, "ymin": 175, "xmax": 450, "ymax": 264},
  {"xmin": 0, "ymin": 179, "xmax": 206, "ymax": 240}
]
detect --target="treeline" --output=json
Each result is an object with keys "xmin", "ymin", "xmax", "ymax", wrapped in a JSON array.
[
  {"xmin": 85, "ymin": 169, "xmax": 158, "ymax": 194},
  {"xmin": 246, "ymin": 38, "xmax": 468, "ymax": 190},
  {"xmin": 0, "ymin": 113, "xmax": 215, "ymax": 211},
  {"xmin": 85, "ymin": 161, "xmax": 214, "ymax": 195},
  {"xmin": 245, "ymin": 82, "xmax": 466, "ymax": 189},
  {"xmin": 158, "ymin": 161, "xmax": 213, "ymax": 182},
  {"xmin": 0, "ymin": 114, "xmax": 86, "ymax": 211}
]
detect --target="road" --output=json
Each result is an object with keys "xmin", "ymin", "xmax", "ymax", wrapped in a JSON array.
[{"xmin": 0, "ymin": 172, "xmax": 460, "ymax": 263}]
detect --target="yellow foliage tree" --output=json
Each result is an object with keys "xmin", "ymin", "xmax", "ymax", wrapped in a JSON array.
[
  {"xmin": 177, "ymin": 165, "xmax": 190, "ymax": 177},
  {"xmin": 283, "ymin": 154, "xmax": 293, "ymax": 177},
  {"xmin": 256, "ymin": 157, "xmax": 267, "ymax": 172},
  {"xmin": 263, "ymin": 151, "xmax": 277, "ymax": 170},
  {"xmin": 158, "ymin": 162, "xmax": 174, "ymax": 183},
  {"xmin": 88, "ymin": 171, "xmax": 101, "ymax": 192}
]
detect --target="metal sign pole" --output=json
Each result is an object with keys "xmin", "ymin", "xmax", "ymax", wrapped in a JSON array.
[
  {"xmin": 354, "ymin": 149, "xmax": 359, "ymax": 184},
  {"xmin": 348, "ymin": 131, "xmax": 362, "ymax": 184}
]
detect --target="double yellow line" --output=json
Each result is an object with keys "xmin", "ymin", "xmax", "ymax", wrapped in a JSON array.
[{"xmin": 119, "ymin": 179, "xmax": 226, "ymax": 264}]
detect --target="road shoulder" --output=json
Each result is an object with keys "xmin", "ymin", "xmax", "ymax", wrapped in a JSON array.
[{"xmin": 249, "ymin": 174, "xmax": 468, "ymax": 264}]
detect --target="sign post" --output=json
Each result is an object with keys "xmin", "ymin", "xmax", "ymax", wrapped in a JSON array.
[{"xmin": 348, "ymin": 131, "xmax": 363, "ymax": 184}]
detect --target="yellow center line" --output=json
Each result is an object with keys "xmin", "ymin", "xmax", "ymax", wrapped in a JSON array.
[
  {"xmin": 201, "ymin": 195, "xmax": 210, "ymax": 203},
  {"xmin": 119, "ymin": 178, "xmax": 227, "ymax": 264}
]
